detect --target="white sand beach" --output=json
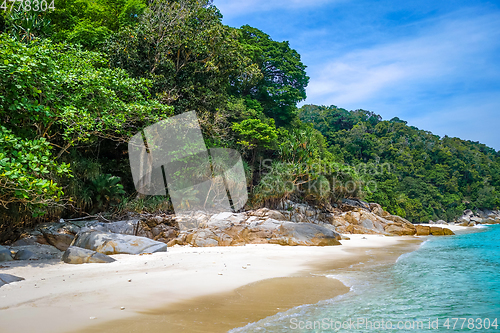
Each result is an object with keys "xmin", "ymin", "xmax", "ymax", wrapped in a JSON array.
[{"xmin": 0, "ymin": 235, "xmax": 421, "ymax": 333}]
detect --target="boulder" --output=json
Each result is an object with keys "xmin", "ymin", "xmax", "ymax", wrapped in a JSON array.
[
  {"xmin": 382, "ymin": 214, "xmax": 416, "ymax": 235},
  {"xmin": 436, "ymin": 220, "xmax": 448, "ymax": 225},
  {"xmin": 443, "ymin": 228, "xmax": 455, "ymax": 235},
  {"xmin": 384, "ymin": 222, "xmax": 416, "ymax": 236},
  {"xmin": 266, "ymin": 210, "xmax": 287, "ymax": 221},
  {"xmin": 62, "ymin": 246, "xmax": 116, "ymax": 264},
  {"xmin": 271, "ymin": 223, "xmax": 342, "ymax": 246},
  {"xmin": 290, "ymin": 213, "xmax": 309, "ymax": 223},
  {"xmin": 0, "ymin": 274, "xmax": 24, "ymax": 287},
  {"xmin": 0, "ymin": 245, "xmax": 13, "ymax": 262},
  {"xmin": 15, "ymin": 230, "xmax": 50, "ymax": 246},
  {"xmin": 415, "ymin": 225, "xmax": 430, "ymax": 236},
  {"xmin": 429, "ymin": 226, "xmax": 445, "ymax": 236},
  {"xmin": 205, "ymin": 212, "xmax": 248, "ymax": 229},
  {"xmin": 11, "ymin": 244, "xmax": 63, "ymax": 260},
  {"xmin": 339, "ymin": 224, "xmax": 380, "ymax": 235},
  {"xmin": 151, "ymin": 224, "xmax": 178, "ymax": 242},
  {"xmin": 317, "ymin": 212, "xmax": 336, "ymax": 224},
  {"xmin": 470, "ymin": 216, "xmax": 483, "ymax": 224},
  {"xmin": 79, "ymin": 220, "xmax": 140, "ymax": 235},
  {"xmin": 41, "ymin": 231, "xmax": 74, "ymax": 251},
  {"xmin": 37, "ymin": 222, "xmax": 78, "ymax": 251},
  {"xmin": 14, "ymin": 249, "xmax": 36, "ymax": 260},
  {"xmin": 341, "ymin": 198, "xmax": 370, "ymax": 211},
  {"xmin": 174, "ymin": 212, "xmax": 211, "ymax": 230},
  {"xmin": 458, "ymin": 209, "xmax": 474, "ymax": 224},
  {"xmin": 369, "ymin": 203, "xmax": 386, "ymax": 217},
  {"xmin": 72, "ymin": 231, "xmax": 167, "ymax": 255}
]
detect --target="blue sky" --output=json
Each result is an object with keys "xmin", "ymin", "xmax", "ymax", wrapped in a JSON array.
[{"xmin": 213, "ymin": 0, "xmax": 500, "ymax": 151}]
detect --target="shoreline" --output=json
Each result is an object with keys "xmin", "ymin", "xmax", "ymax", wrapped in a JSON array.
[
  {"xmin": 1, "ymin": 234, "xmax": 422, "ymax": 333},
  {"xmin": 83, "ymin": 236, "xmax": 424, "ymax": 333}
]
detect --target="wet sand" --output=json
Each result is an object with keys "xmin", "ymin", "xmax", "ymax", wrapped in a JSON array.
[{"xmin": 74, "ymin": 238, "xmax": 422, "ymax": 333}]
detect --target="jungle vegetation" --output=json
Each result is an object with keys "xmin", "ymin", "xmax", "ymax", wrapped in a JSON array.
[{"xmin": 0, "ymin": 0, "xmax": 498, "ymax": 240}]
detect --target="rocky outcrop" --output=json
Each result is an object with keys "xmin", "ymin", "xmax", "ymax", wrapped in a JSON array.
[
  {"xmin": 0, "ymin": 274, "xmax": 24, "ymax": 287},
  {"xmin": 62, "ymin": 246, "xmax": 116, "ymax": 264},
  {"xmin": 8, "ymin": 199, "xmax": 463, "ymax": 253},
  {"xmin": 330, "ymin": 207, "xmax": 416, "ymax": 236},
  {"xmin": 72, "ymin": 231, "xmax": 168, "ymax": 255},
  {"xmin": 169, "ymin": 217, "xmax": 341, "ymax": 247},
  {"xmin": 455, "ymin": 209, "xmax": 500, "ymax": 225}
]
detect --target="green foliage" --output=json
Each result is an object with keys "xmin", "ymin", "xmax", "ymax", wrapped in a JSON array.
[
  {"xmin": 252, "ymin": 161, "xmax": 297, "ymax": 207},
  {"xmin": 46, "ymin": 0, "xmax": 146, "ymax": 47},
  {"xmin": 0, "ymin": 126, "xmax": 71, "ymax": 216},
  {"xmin": 232, "ymin": 118, "xmax": 278, "ymax": 150},
  {"xmin": 5, "ymin": 11, "xmax": 51, "ymax": 43},
  {"xmin": 278, "ymin": 124, "xmax": 331, "ymax": 164},
  {"xmin": 0, "ymin": 35, "xmax": 173, "ymax": 218},
  {"xmin": 66, "ymin": 20, "xmax": 111, "ymax": 49},
  {"xmin": 116, "ymin": 195, "xmax": 172, "ymax": 214},
  {"xmin": 0, "ymin": 35, "xmax": 173, "ymax": 143},
  {"xmin": 237, "ymin": 25, "xmax": 309, "ymax": 126},
  {"xmin": 88, "ymin": 174, "xmax": 126, "ymax": 211}
]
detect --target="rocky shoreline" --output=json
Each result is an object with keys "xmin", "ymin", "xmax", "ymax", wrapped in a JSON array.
[
  {"xmin": 1, "ymin": 199, "xmax": 496, "ymax": 276},
  {"xmin": 0, "ymin": 199, "xmax": 474, "ymax": 272}
]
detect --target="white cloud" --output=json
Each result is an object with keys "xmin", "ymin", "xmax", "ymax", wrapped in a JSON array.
[{"xmin": 306, "ymin": 11, "xmax": 500, "ymax": 107}]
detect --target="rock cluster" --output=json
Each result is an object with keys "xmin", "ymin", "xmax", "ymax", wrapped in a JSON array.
[
  {"xmin": 425, "ymin": 209, "xmax": 500, "ymax": 226},
  {"xmin": 169, "ymin": 210, "xmax": 342, "ymax": 247},
  {"xmin": 0, "ymin": 218, "xmax": 171, "ymax": 264},
  {"xmin": 456, "ymin": 209, "xmax": 500, "ymax": 226},
  {"xmin": 0, "ymin": 199, "xmax": 462, "ymax": 262}
]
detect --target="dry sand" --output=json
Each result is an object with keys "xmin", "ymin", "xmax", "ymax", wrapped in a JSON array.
[{"xmin": 0, "ymin": 235, "xmax": 422, "ymax": 333}]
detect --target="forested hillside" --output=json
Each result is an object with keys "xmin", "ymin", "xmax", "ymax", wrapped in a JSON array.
[{"xmin": 300, "ymin": 105, "xmax": 500, "ymax": 222}]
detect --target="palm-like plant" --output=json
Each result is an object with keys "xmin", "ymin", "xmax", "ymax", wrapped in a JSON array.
[
  {"xmin": 7, "ymin": 11, "xmax": 51, "ymax": 43},
  {"xmin": 89, "ymin": 174, "xmax": 126, "ymax": 211}
]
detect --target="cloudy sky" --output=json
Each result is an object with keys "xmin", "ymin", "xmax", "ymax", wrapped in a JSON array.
[{"xmin": 214, "ymin": 0, "xmax": 500, "ymax": 150}]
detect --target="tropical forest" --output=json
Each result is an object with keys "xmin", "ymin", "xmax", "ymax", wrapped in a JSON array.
[{"xmin": 1, "ymin": 0, "xmax": 499, "ymax": 242}]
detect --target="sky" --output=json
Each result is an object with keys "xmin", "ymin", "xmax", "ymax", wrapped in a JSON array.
[{"xmin": 213, "ymin": 0, "xmax": 500, "ymax": 151}]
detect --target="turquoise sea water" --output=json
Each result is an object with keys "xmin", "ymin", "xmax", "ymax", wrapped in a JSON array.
[{"xmin": 230, "ymin": 225, "xmax": 500, "ymax": 332}]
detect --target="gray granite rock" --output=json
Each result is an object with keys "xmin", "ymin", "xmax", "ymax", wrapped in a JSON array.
[
  {"xmin": 62, "ymin": 246, "xmax": 116, "ymax": 264},
  {"xmin": 0, "ymin": 245, "xmax": 13, "ymax": 262},
  {"xmin": 72, "ymin": 231, "xmax": 167, "ymax": 255}
]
